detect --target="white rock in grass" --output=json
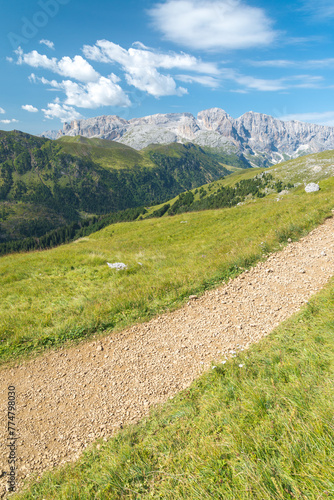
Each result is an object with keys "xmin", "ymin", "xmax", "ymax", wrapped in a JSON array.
[
  {"xmin": 107, "ymin": 262, "xmax": 127, "ymax": 270},
  {"xmin": 305, "ymin": 183, "xmax": 320, "ymax": 193}
]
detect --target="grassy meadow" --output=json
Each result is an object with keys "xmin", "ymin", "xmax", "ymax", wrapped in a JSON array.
[
  {"xmin": 57, "ymin": 136, "xmax": 156, "ymax": 171},
  {"xmin": 13, "ymin": 256, "xmax": 334, "ymax": 499},
  {"xmin": 1, "ymin": 176, "xmax": 334, "ymax": 365}
]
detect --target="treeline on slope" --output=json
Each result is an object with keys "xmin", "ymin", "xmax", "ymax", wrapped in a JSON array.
[
  {"xmin": 146, "ymin": 143, "xmax": 232, "ymax": 185},
  {"xmin": 0, "ymin": 132, "xmax": 169, "ymax": 216},
  {"xmin": 0, "ymin": 206, "xmax": 147, "ymax": 256},
  {"xmin": 0, "ymin": 174, "xmax": 293, "ymax": 256},
  {"xmin": 148, "ymin": 173, "xmax": 294, "ymax": 217},
  {"xmin": 0, "ymin": 131, "xmax": 234, "ymax": 243},
  {"xmin": 199, "ymin": 146, "xmax": 251, "ymax": 170}
]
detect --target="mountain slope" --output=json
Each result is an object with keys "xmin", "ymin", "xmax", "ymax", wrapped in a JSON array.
[
  {"xmin": 2, "ymin": 163, "xmax": 334, "ymax": 498},
  {"xmin": 0, "ymin": 131, "xmax": 233, "ymax": 243},
  {"xmin": 42, "ymin": 107, "xmax": 334, "ymax": 166}
]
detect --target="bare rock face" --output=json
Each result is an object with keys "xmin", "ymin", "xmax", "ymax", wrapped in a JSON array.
[
  {"xmin": 41, "ymin": 108, "xmax": 334, "ymax": 166},
  {"xmin": 61, "ymin": 115, "xmax": 129, "ymax": 141}
]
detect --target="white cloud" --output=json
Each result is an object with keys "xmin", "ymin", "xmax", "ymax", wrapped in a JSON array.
[
  {"xmin": 22, "ymin": 104, "xmax": 39, "ymax": 112},
  {"xmin": 219, "ymin": 68, "xmax": 286, "ymax": 91},
  {"xmin": 306, "ymin": 58, "xmax": 334, "ymax": 67},
  {"xmin": 0, "ymin": 107, "xmax": 5, "ymax": 114},
  {"xmin": 83, "ymin": 40, "xmax": 219, "ymax": 73},
  {"xmin": 0, "ymin": 119, "xmax": 18, "ymax": 124},
  {"xmin": 39, "ymin": 39, "xmax": 55, "ymax": 50},
  {"xmin": 16, "ymin": 40, "xmax": 224, "ymax": 108},
  {"xmin": 280, "ymin": 111, "xmax": 334, "ymax": 127},
  {"xmin": 149, "ymin": 0, "xmax": 277, "ymax": 51},
  {"xmin": 42, "ymin": 98, "xmax": 83, "ymax": 122},
  {"xmin": 16, "ymin": 48, "xmax": 100, "ymax": 83},
  {"xmin": 291, "ymin": 75, "xmax": 324, "ymax": 89},
  {"xmin": 6, "ymin": 57, "xmax": 13, "ymax": 63},
  {"xmin": 247, "ymin": 58, "xmax": 334, "ymax": 68},
  {"xmin": 219, "ymin": 68, "xmax": 324, "ymax": 92},
  {"xmin": 230, "ymin": 89, "xmax": 248, "ymax": 94},
  {"xmin": 302, "ymin": 0, "xmax": 334, "ymax": 19},
  {"xmin": 39, "ymin": 75, "xmax": 131, "ymax": 108},
  {"xmin": 57, "ymin": 56, "xmax": 100, "ymax": 83},
  {"xmin": 177, "ymin": 74, "xmax": 220, "ymax": 88},
  {"xmin": 126, "ymin": 68, "xmax": 187, "ymax": 97},
  {"xmin": 247, "ymin": 59, "xmax": 294, "ymax": 68},
  {"xmin": 232, "ymin": 74, "xmax": 286, "ymax": 91},
  {"xmin": 83, "ymin": 39, "xmax": 218, "ymax": 97}
]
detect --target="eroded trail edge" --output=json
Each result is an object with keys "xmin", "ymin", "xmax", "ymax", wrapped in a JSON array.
[{"xmin": 1, "ymin": 217, "xmax": 334, "ymax": 495}]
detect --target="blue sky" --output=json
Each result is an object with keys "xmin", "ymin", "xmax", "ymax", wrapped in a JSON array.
[{"xmin": 1, "ymin": 0, "xmax": 334, "ymax": 135}]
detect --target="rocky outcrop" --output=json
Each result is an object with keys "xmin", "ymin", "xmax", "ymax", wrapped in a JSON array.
[
  {"xmin": 305, "ymin": 183, "xmax": 320, "ymax": 193},
  {"xmin": 62, "ymin": 115, "xmax": 129, "ymax": 141},
  {"xmin": 41, "ymin": 108, "xmax": 334, "ymax": 165}
]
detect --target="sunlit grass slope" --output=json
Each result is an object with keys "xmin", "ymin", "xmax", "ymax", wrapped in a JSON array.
[
  {"xmin": 1, "ymin": 177, "xmax": 334, "ymax": 364},
  {"xmin": 57, "ymin": 136, "xmax": 156, "ymax": 170},
  {"xmin": 14, "ymin": 269, "xmax": 334, "ymax": 499},
  {"xmin": 144, "ymin": 149, "xmax": 334, "ymax": 218}
]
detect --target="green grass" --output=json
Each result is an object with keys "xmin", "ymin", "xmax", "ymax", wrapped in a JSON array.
[
  {"xmin": 0, "ymin": 201, "xmax": 67, "ymax": 241},
  {"xmin": 57, "ymin": 136, "xmax": 156, "ymax": 170},
  {"xmin": 1, "ymin": 177, "xmax": 334, "ymax": 365},
  {"xmin": 13, "ymin": 263, "xmax": 334, "ymax": 499}
]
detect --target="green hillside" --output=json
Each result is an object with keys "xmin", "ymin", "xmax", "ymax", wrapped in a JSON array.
[
  {"xmin": 0, "ymin": 131, "xmax": 233, "ymax": 245},
  {"xmin": 144, "ymin": 149, "xmax": 334, "ymax": 218},
  {"xmin": 2, "ymin": 146, "xmax": 333, "ymax": 257},
  {"xmin": 5, "ymin": 149, "xmax": 334, "ymax": 500},
  {"xmin": 1, "ymin": 166, "xmax": 333, "ymax": 364},
  {"xmin": 57, "ymin": 136, "xmax": 156, "ymax": 170}
]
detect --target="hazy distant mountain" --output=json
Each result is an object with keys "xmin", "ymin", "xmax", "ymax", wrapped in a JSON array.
[{"xmin": 41, "ymin": 108, "xmax": 334, "ymax": 167}]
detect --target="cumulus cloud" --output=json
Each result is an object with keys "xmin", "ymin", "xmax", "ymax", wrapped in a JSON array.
[
  {"xmin": 0, "ymin": 119, "xmax": 18, "ymax": 124},
  {"xmin": 15, "ymin": 40, "xmax": 225, "ymax": 112},
  {"xmin": 39, "ymin": 39, "xmax": 55, "ymax": 50},
  {"xmin": 149, "ymin": 0, "xmax": 277, "ymax": 51},
  {"xmin": 0, "ymin": 107, "xmax": 5, "ymax": 114},
  {"xmin": 83, "ymin": 40, "xmax": 217, "ymax": 97},
  {"xmin": 16, "ymin": 48, "xmax": 100, "ymax": 83},
  {"xmin": 39, "ymin": 74, "xmax": 131, "ymax": 108},
  {"xmin": 22, "ymin": 104, "xmax": 39, "ymax": 112},
  {"xmin": 280, "ymin": 111, "xmax": 334, "ymax": 127},
  {"xmin": 42, "ymin": 98, "xmax": 83, "ymax": 122}
]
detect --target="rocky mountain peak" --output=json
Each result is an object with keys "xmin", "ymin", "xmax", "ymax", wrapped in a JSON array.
[
  {"xmin": 197, "ymin": 108, "xmax": 233, "ymax": 130},
  {"xmin": 41, "ymin": 107, "xmax": 334, "ymax": 167}
]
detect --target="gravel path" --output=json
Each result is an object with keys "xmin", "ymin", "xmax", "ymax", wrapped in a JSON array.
[{"xmin": 1, "ymin": 216, "xmax": 334, "ymax": 496}]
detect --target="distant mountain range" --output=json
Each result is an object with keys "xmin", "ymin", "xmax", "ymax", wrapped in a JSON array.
[{"xmin": 42, "ymin": 107, "xmax": 334, "ymax": 167}]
